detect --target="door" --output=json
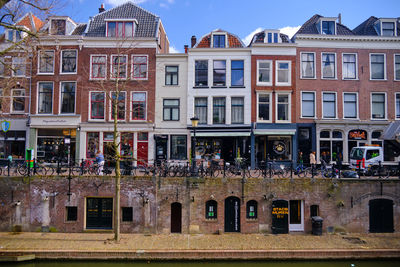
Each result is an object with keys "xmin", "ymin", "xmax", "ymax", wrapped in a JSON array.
[
  {"xmin": 289, "ymin": 200, "xmax": 304, "ymax": 231},
  {"xmin": 171, "ymin": 202, "xmax": 182, "ymax": 233},
  {"xmin": 369, "ymin": 199, "xmax": 394, "ymax": 233},
  {"xmin": 224, "ymin": 196, "xmax": 241, "ymax": 232},
  {"xmin": 271, "ymin": 200, "xmax": 288, "ymax": 234},
  {"xmin": 86, "ymin": 198, "xmax": 113, "ymax": 229},
  {"xmin": 137, "ymin": 132, "xmax": 149, "ymax": 166},
  {"xmin": 155, "ymin": 135, "xmax": 168, "ymax": 165}
]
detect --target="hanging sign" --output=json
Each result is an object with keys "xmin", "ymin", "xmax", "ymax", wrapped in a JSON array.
[
  {"xmin": 1, "ymin": 120, "xmax": 10, "ymax": 133},
  {"xmin": 348, "ymin": 130, "xmax": 367, "ymax": 140}
]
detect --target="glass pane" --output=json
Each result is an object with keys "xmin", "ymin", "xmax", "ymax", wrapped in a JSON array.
[{"xmin": 124, "ymin": 22, "xmax": 133, "ymax": 37}]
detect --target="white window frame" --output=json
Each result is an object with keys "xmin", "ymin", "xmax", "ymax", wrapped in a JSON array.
[
  {"xmin": 12, "ymin": 57, "xmax": 26, "ymax": 77},
  {"xmin": 109, "ymin": 91, "xmax": 126, "ymax": 121},
  {"xmin": 395, "ymin": 92, "xmax": 400, "ymax": 120},
  {"xmin": 394, "ymin": 54, "xmax": 400, "ymax": 81},
  {"xmin": 320, "ymin": 19, "xmax": 337, "ymax": 35},
  {"xmin": 59, "ymin": 81, "xmax": 76, "ymax": 115},
  {"xmin": 300, "ymin": 52, "xmax": 316, "ymax": 79},
  {"xmin": 275, "ymin": 60, "xmax": 291, "ymax": 86},
  {"xmin": 256, "ymin": 92, "xmax": 272, "ymax": 123},
  {"xmin": 211, "ymin": 32, "xmax": 228, "ymax": 48},
  {"xmin": 10, "ymin": 88, "xmax": 25, "ymax": 114},
  {"xmin": 37, "ymin": 50, "xmax": 55, "ymax": 75},
  {"xmin": 89, "ymin": 54, "xmax": 107, "ymax": 80},
  {"xmin": 322, "ymin": 92, "xmax": 338, "ymax": 119},
  {"xmin": 130, "ymin": 91, "xmax": 147, "ymax": 121},
  {"xmin": 110, "ymin": 54, "xmax": 128, "ymax": 80},
  {"xmin": 256, "ymin": 60, "xmax": 272, "ymax": 86},
  {"xmin": 369, "ymin": 53, "xmax": 386, "ymax": 80},
  {"xmin": 342, "ymin": 92, "xmax": 359, "ymax": 120},
  {"xmin": 37, "ymin": 81, "xmax": 54, "ymax": 115},
  {"xmin": 342, "ymin": 53, "xmax": 358, "ymax": 80},
  {"xmin": 379, "ymin": 19, "xmax": 397, "ymax": 37},
  {"xmin": 89, "ymin": 91, "xmax": 106, "ymax": 121},
  {"xmin": 300, "ymin": 91, "xmax": 316, "ymax": 119},
  {"xmin": 275, "ymin": 92, "xmax": 291, "ymax": 123},
  {"xmin": 370, "ymin": 92, "xmax": 387, "ymax": 120},
  {"xmin": 321, "ymin": 52, "xmax": 337, "ymax": 79},
  {"xmin": 131, "ymin": 54, "xmax": 148, "ymax": 80},
  {"xmin": 60, "ymin": 49, "xmax": 78, "ymax": 74}
]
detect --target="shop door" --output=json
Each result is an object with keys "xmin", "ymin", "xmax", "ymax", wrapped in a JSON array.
[
  {"xmin": 369, "ymin": 199, "xmax": 394, "ymax": 233},
  {"xmin": 171, "ymin": 202, "xmax": 182, "ymax": 233},
  {"xmin": 224, "ymin": 196, "xmax": 240, "ymax": 232},
  {"xmin": 271, "ymin": 200, "xmax": 288, "ymax": 234},
  {"xmin": 86, "ymin": 198, "xmax": 113, "ymax": 229},
  {"xmin": 289, "ymin": 200, "xmax": 304, "ymax": 231},
  {"xmin": 155, "ymin": 135, "xmax": 168, "ymax": 165}
]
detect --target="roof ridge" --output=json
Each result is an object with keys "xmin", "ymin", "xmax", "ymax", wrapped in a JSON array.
[{"xmin": 91, "ymin": 1, "xmax": 159, "ymax": 20}]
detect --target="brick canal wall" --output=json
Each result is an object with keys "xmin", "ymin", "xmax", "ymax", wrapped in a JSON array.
[{"xmin": 0, "ymin": 176, "xmax": 399, "ymax": 233}]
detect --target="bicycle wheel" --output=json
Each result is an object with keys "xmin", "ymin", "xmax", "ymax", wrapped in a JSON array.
[
  {"xmin": 45, "ymin": 166, "xmax": 55, "ymax": 176},
  {"xmin": 34, "ymin": 166, "xmax": 46, "ymax": 176},
  {"xmin": 17, "ymin": 165, "xmax": 28, "ymax": 176}
]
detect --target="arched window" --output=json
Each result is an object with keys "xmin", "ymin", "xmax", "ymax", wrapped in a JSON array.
[
  {"xmin": 246, "ymin": 200, "xmax": 258, "ymax": 219},
  {"xmin": 205, "ymin": 200, "xmax": 217, "ymax": 219}
]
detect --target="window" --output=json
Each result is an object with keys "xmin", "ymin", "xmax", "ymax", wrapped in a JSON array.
[
  {"xmin": 165, "ymin": 66, "xmax": 178, "ymax": 85},
  {"xmin": 370, "ymin": 54, "xmax": 385, "ymax": 80},
  {"xmin": 231, "ymin": 97, "xmax": 244, "ymax": 124},
  {"xmin": 276, "ymin": 93, "xmax": 290, "ymax": 122},
  {"xmin": 396, "ymin": 93, "xmax": 400, "ymax": 119},
  {"xmin": 122, "ymin": 207, "xmax": 133, "ymax": 222},
  {"xmin": 195, "ymin": 60, "xmax": 208, "ymax": 86},
  {"xmin": 132, "ymin": 92, "xmax": 146, "ymax": 120},
  {"xmin": 132, "ymin": 55, "xmax": 148, "ymax": 79},
  {"xmin": 171, "ymin": 135, "xmax": 187, "ymax": 160},
  {"xmin": 300, "ymin": 53, "xmax": 315, "ymax": 78},
  {"xmin": 61, "ymin": 50, "xmax": 77, "ymax": 73},
  {"xmin": 66, "ymin": 206, "xmax": 77, "ymax": 221},
  {"xmin": 371, "ymin": 93, "xmax": 386, "ymax": 119},
  {"xmin": 276, "ymin": 61, "xmax": 291, "ymax": 86},
  {"xmin": 60, "ymin": 82, "xmax": 76, "ymax": 114},
  {"xmin": 38, "ymin": 82, "xmax": 53, "ymax": 114},
  {"xmin": 343, "ymin": 93, "xmax": 357, "ymax": 119},
  {"xmin": 194, "ymin": 97, "xmax": 207, "ymax": 124},
  {"xmin": 213, "ymin": 97, "xmax": 225, "ymax": 124},
  {"xmin": 322, "ymin": 53, "xmax": 336, "ymax": 79},
  {"xmin": 121, "ymin": 132, "xmax": 134, "ymax": 157},
  {"xmin": 111, "ymin": 55, "xmax": 127, "ymax": 79},
  {"xmin": 213, "ymin": 60, "xmax": 226, "ymax": 86},
  {"xmin": 38, "ymin": 51, "xmax": 54, "ymax": 74},
  {"xmin": 246, "ymin": 200, "xmax": 257, "ymax": 219},
  {"xmin": 163, "ymin": 99, "xmax": 179, "ymax": 121},
  {"xmin": 322, "ymin": 21, "xmax": 335, "ymax": 35},
  {"xmin": 111, "ymin": 91, "xmax": 126, "ymax": 120},
  {"xmin": 50, "ymin": 19, "xmax": 66, "ymax": 35},
  {"xmin": 382, "ymin": 22, "xmax": 395, "ymax": 36},
  {"xmin": 7, "ymin": 30, "xmax": 13, "ymax": 41},
  {"xmin": 213, "ymin": 34, "xmax": 225, "ymax": 48},
  {"xmin": 258, "ymin": 93, "xmax": 271, "ymax": 121},
  {"xmin": 90, "ymin": 92, "xmax": 105, "ymax": 120},
  {"xmin": 205, "ymin": 200, "xmax": 217, "ymax": 219},
  {"xmin": 310, "ymin": 205, "xmax": 319, "ymax": 217},
  {"xmin": 395, "ymin": 55, "xmax": 400, "ymax": 81},
  {"xmin": 266, "ymin": 32, "xmax": 279, "ymax": 43},
  {"xmin": 301, "ymin": 92, "xmax": 315, "ymax": 118},
  {"xmin": 320, "ymin": 130, "xmax": 343, "ymax": 162},
  {"xmin": 107, "ymin": 21, "xmax": 134, "ymax": 38},
  {"xmin": 322, "ymin": 92, "xmax": 336, "ymax": 119},
  {"xmin": 257, "ymin": 60, "xmax": 272, "ymax": 85},
  {"xmin": 342, "ymin": 53, "xmax": 357, "ymax": 80},
  {"xmin": 11, "ymin": 89, "xmax": 25, "ymax": 113},
  {"xmin": 90, "ymin": 55, "xmax": 107, "ymax": 79},
  {"xmin": 231, "ymin": 60, "xmax": 244, "ymax": 86},
  {"xmin": 86, "ymin": 132, "xmax": 99, "ymax": 159},
  {"xmin": 12, "ymin": 57, "xmax": 25, "ymax": 76}
]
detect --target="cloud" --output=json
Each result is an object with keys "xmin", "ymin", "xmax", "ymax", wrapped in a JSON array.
[
  {"xmin": 160, "ymin": 0, "xmax": 175, "ymax": 9},
  {"xmin": 105, "ymin": 0, "xmax": 148, "ymax": 7},
  {"xmin": 279, "ymin": 26, "xmax": 301, "ymax": 39},
  {"xmin": 242, "ymin": 27, "xmax": 263, "ymax": 46},
  {"xmin": 169, "ymin": 45, "xmax": 180, "ymax": 53}
]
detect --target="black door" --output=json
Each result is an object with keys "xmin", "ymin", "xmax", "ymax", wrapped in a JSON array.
[
  {"xmin": 271, "ymin": 199, "xmax": 289, "ymax": 234},
  {"xmin": 369, "ymin": 199, "xmax": 394, "ymax": 233},
  {"xmin": 155, "ymin": 135, "xmax": 168, "ymax": 165},
  {"xmin": 171, "ymin": 202, "xmax": 182, "ymax": 233},
  {"xmin": 86, "ymin": 198, "xmax": 113, "ymax": 229},
  {"xmin": 224, "ymin": 196, "xmax": 240, "ymax": 232}
]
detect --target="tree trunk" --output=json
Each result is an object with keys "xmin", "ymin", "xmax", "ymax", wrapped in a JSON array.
[{"xmin": 113, "ymin": 90, "xmax": 121, "ymax": 242}]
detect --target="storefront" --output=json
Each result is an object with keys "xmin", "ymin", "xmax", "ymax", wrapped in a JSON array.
[
  {"xmin": 154, "ymin": 134, "xmax": 188, "ymax": 164},
  {"xmin": 0, "ymin": 119, "xmax": 28, "ymax": 160}
]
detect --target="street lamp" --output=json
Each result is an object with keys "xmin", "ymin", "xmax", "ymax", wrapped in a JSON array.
[{"xmin": 190, "ymin": 117, "xmax": 199, "ymax": 177}]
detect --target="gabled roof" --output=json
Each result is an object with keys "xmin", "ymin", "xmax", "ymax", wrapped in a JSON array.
[
  {"xmin": 85, "ymin": 1, "xmax": 159, "ymax": 38},
  {"xmin": 15, "ymin": 13, "xmax": 44, "ymax": 32},
  {"xmin": 194, "ymin": 29, "xmax": 245, "ymax": 48},
  {"xmin": 294, "ymin": 14, "xmax": 354, "ymax": 37},
  {"xmin": 353, "ymin": 16, "xmax": 400, "ymax": 36},
  {"xmin": 248, "ymin": 30, "xmax": 291, "ymax": 46},
  {"xmin": 72, "ymin": 24, "xmax": 87, "ymax": 35}
]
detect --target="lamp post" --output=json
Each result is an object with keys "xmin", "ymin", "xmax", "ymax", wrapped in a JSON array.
[{"xmin": 190, "ymin": 117, "xmax": 199, "ymax": 177}]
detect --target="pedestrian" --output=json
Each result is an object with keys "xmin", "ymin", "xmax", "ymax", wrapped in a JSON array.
[
  {"xmin": 298, "ymin": 151, "xmax": 304, "ymax": 167},
  {"xmin": 337, "ymin": 152, "xmax": 343, "ymax": 171},
  {"xmin": 309, "ymin": 151, "xmax": 316, "ymax": 168},
  {"xmin": 95, "ymin": 151, "xmax": 105, "ymax": 175}
]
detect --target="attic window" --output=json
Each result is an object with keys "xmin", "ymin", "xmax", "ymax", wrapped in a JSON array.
[
  {"xmin": 51, "ymin": 19, "xmax": 66, "ymax": 35},
  {"xmin": 322, "ymin": 21, "xmax": 335, "ymax": 35},
  {"xmin": 107, "ymin": 21, "xmax": 134, "ymax": 37},
  {"xmin": 382, "ymin": 22, "xmax": 395, "ymax": 36},
  {"xmin": 266, "ymin": 32, "xmax": 279, "ymax": 43},
  {"xmin": 213, "ymin": 34, "xmax": 226, "ymax": 48}
]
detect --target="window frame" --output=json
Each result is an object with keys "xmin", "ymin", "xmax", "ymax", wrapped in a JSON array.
[
  {"xmin": 394, "ymin": 54, "xmax": 400, "ymax": 81},
  {"xmin": 256, "ymin": 60, "xmax": 272, "ymax": 86},
  {"xmin": 275, "ymin": 60, "xmax": 291, "ymax": 86},
  {"xmin": 370, "ymin": 92, "xmax": 387, "ymax": 120},
  {"xmin": 257, "ymin": 92, "xmax": 272, "ymax": 123},
  {"xmin": 211, "ymin": 33, "xmax": 227, "ymax": 48},
  {"xmin": 300, "ymin": 52, "xmax": 316, "ymax": 79},
  {"xmin": 163, "ymin": 98, "xmax": 180, "ymax": 121},
  {"xmin": 121, "ymin": 207, "xmax": 133, "ymax": 222},
  {"xmin": 369, "ymin": 53, "xmax": 386, "ymax": 80},
  {"xmin": 194, "ymin": 97, "xmax": 208, "ymax": 124},
  {"xmin": 59, "ymin": 81, "xmax": 76, "ymax": 114},
  {"xmin": 342, "ymin": 92, "xmax": 359, "ymax": 119},
  {"xmin": 106, "ymin": 20, "xmax": 135, "ymax": 38},
  {"xmin": 231, "ymin": 60, "xmax": 244, "ymax": 87},
  {"xmin": 110, "ymin": 54, "xmax": 128, "ymax": 80},
  {"xmin": 170, "ymin": 135, "xmax": 187, "ymax": 160},
  {"xmin": 276, "ymin": 92, "xmax": 291, "ymax": 123},
  {"xmin": 194, "ymin": 60, "xmax": 208, "ymax": 87},
  {"xmin": 12, "ymin": 57, "xmax": 26, "ymax": 77},
  {"xmin": 395, "ymin": 92, "xmax": 400, "ymax": 120},
  {"xmin": 231, "ymin": 96, "xmax": 244, "ymax": 124},
  {"xmin": 38, "ymin": 50, "xmax": 55, "ymax": 75},
  {"xmin": 37, "ymin": 82, "xmax": 54, "ymax": 114},
  {"xmin": 89, "ymin": 91, "xmax": 105, "ymax": 121},
  {"xmin": 109, "ymin": 91, "xmax": 126, "ymax": 121},
  {"xmin": 212, "ymin": 60, "xmax": 226, "ymax": 87},
  {"xmin": 321, "ymin": 20, "xmax": 336, "ymax": 35},
  {"xmin": 212, "ymin": 97, "xmax": 226, "ymax": 124},
  {"xmin": 131, "ymin": 91, "xmax": 147, "ymax": 121},
  {"xmin": 380, "ymin": 20, "xmax": 397, "ymax": 36},
  {"xmin": 205, "ymin": 200, "xmax": 218, "ymax": 219},
  {"xmin": 300, "ymin": 91, "xmax": 316, "ymax": 119},
  {"xmin": 165, "ymin": 65, "xmax": 179, "ymax": 85},
  {"xmin": 60, "ymin": 49, "xmax": 78, "ymax": 74},
  {"xmin": 321, "ymin": 52, "xmax": 337, "ymax": 79},
  {"xmin": 90, "ymin": 54, "xmax": 107, "ymax": 80},
  {"xmin": 131, "ymin": 55, "xmax": 148, "ymax": 80},
  {"xmin": 322, "ymin": 92, "xmax": 337, "ymax": 119},
  {"xmin": 11, "ymin": 88, "xmax": 25, "ymax": 114},
  {"xmin": 342, "ymin": 53, "xmax": 358, "ymax": 80},
  {"xmin": 65, "ymin": 206, "xmax": 78, "ymax": 222}
]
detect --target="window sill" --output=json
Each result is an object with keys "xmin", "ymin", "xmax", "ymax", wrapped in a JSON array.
[
  {"xmin": 257, "ymin": 120, "xmax": 272, "ymax": 123},
  {"xmin": 246, "ymin": 218, "xmax": 258, "ymax": 222},
  {"xmin": 369, "ymin": 79, "xmax": 387, "ymax": 81},
  {"xmin": 275, "ymin": 120, "xmax": 291, "ymax": 123},
  {"xmin": 300, "ymin": 116, "xmax": 316, "ymax": 119},
  {"xmin": 132, "ymin": 78, "xmax": 148, "ymax": 81},
  {"xmin": 193, "ymin": 86, "xmax": 209, "ymax": 89},
  {"xmin": 211, "ymin": 86, "xmax": 227, "ymax": 89},
  {"xmin": 256, "ymin": 83, "xmax": 272, "ymax": 86},
  {"xmin": 321, "ymin": 117, "xmax": 338, "ymax": 120},
  {"xmin": 89, "ymin": 78, "xmax": 107, "ymax": 81},
  {"xmin": 321, "ymin": 77, "xmax": 337, "ymax": 80},
  {"xmin": 164, "ymin": 84, "xmax": 179, "ymax": 86},
  {"xmin": 229, "ymin": 86, "xmax": 245, "ymax": 88},
  {"xmin": 37, "ymin": 72, "xmax": 55, "ymax": 75},
  {"xmin": 343, "ymin": 117, "xmax": 359, "ymax": 120},
  {"xmin": 342, "ymin": 78, "xmax": 359, "ymax": 81},
  {"xmin": 60, "ymin": 72, "xmax": 77, "ymax": 75},
  {"xmin": 370, "ymin": 118, "xmax": 387, "ymax": 121},
  {"xmin": 300, "ymin": 77, "xmax": 316, "ymax": 80},
  {"xmin": 205, "ymin": 218, "xmax": 218, "ymax": 222}
]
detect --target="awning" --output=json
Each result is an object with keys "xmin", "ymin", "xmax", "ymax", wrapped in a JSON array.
[
  {"xmin": 191, "ymin": 132, "xmax": 251, "ymax": 137},
  {"xmin": 253, "ymin": 129, "xmax": 296, "ymax": 135},
  {"xmin": 382, "ymin": 121, "xmax": 400, "ymax": 141}
]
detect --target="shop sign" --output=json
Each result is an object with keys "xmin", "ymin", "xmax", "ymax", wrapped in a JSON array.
[
  {"xmin": 349, "ymin": 130, "xmax": 367, "ymax": 140},
  {"xmin": 1, "ymin": 120, "xmax": 10, "ymax": 133},
  {"xmin": 273, "ymin": 141, "xmax": 286, "ymax": 155},
  {"xmin": 272, "ymin": 207, "xmax": 289, "ymax": 219}
]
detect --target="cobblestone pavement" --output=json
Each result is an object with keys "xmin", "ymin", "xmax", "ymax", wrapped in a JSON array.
[{"xmin": 0, "ymin": 232, "xmax": 400, "ymax": 251}]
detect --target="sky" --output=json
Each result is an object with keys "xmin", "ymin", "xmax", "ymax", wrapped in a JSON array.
[{"xmin": 59, "ymin": 0, "xmax": 400, "ymax": 53}]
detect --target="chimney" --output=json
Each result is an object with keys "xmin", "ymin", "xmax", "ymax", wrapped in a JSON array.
[
  {"xmin": 99, "ymin": 3, "xmax": 106, "ymax": 13},
  {"xmin": 184, "ymin": 45, "xmax": 188, "ymax": 54},
  {"xmin": 191, "ymin": 35, "xmax": 196, "ymax": 48},
  {"xmin": 338, "ymin": 13, "xmax": 342, "ymax": 24}
]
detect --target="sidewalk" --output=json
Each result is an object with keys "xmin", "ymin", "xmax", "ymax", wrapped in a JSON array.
[{"xmin": 1, "ymin": 232, "xmax": 400, "ymax": 260}]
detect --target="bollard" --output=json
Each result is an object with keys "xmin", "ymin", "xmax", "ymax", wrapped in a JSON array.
[
  {"xmin": 290, "ymin": 162, "xmax": 293, "ymax": 179},
  {"xmin": 7, "ymin": 159, "xmax": 10, "ymax": 176},
  {"xmin": 223, "ymin": 160, "xmax": 226, "ymax": 178},
  {"xmin": 312, "ymin": 164, "xmax": 314, "ymax": 179},
  {"xmin": 264, "ymin": 161, "xmax": 267, "ymax": 179},
  {"xmin": 33, "ymin": 158, "xmax": 37, "ymax": 175},
  {"xmin": 81, "ymin": 159, "xmax": 84, "ymax": 175}
]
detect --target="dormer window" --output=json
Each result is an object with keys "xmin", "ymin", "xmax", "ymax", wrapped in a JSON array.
[
  {"xmin": 382, "ymin": 22, "xmax": 395, "ymax": 36},
  {"xmin": 6, "ymin": 29, "xmax": 24, "ymax": 42},
  {"xmin": 322, "ymin": 21, "xmax": 335, "ymax": 35},
  {"xmin": 106, "ymin": 20, "xmax": 136, "ymax": 38},
  {"xmin": 212, "ymin": 34, "xmax": 226, "ymax": 48},
  {"xmin": 264, "ymin": 30, "xmax": 281, "ymax": 43},
  {"xmin": 50, "ymin": 19, "xmax": 66, "ymax": 35}
]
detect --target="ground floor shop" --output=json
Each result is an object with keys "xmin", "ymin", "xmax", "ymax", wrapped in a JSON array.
[
  {"xmin": 154, "ymin": 132, "xmax": 189, "ymax": 164},
  {"xmin": 0, "ymin": 119, "xmax": 28, "ymax": 160}
]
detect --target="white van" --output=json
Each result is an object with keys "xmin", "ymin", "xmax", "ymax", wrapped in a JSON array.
[{"xmin": 349, "ymin": 145, "xmax": 383, "ymax": 170}]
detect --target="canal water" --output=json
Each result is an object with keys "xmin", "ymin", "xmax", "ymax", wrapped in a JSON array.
[{"xmin": 2, "ymin": 260, "xmax": 400, "ymax": 267}]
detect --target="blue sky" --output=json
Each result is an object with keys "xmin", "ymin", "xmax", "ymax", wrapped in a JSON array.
[{"xmin": 64, "ymin": 0, "xmax": 400, "ymax": 52}]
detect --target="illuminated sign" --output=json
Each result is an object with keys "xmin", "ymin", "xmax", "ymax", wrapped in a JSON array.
[{"xmin": 348, "ymin": 130, "xmax": 367, "ymax": 140}]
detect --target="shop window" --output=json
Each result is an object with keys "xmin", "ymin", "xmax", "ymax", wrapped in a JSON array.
[
  {"xmin": 12, "ymin": 57, "xmax": 25, "ymax": 76},
  {"xmin": 322, "ymin": 92, "xmax": 336, "ymax": 119},
  {"xmin": 276, "ymin": 94, "xmax": 290, "ymax": 122},
  {"xmin": 163, "ymin": 99, "xmax": 180, "ymax": 121},
  {"xmin": 371, "ymin": 93, "xmax": 386, "ymax": 119},
  {"xmin": 372, "ymin": 131, "xmax": 382, "ymax": 139},
  {"xmin": 132, "ymin": 55, "xmax": 148, "ymax": 80},
  {"xmin": 205, "ymin": 200, "xmax": 217, "ymax": 219},
  {"xmin": 66, "ymin": 206, "xmax": 77, "ymax": 221},
  {"xmin": 103, "ymin": 132, "xmax": 115, "ymax": 161},
  {"xmin": 246, "ymin": 200, "xmax": 258, "ymax": 219},
  {"xmin": 320, "ymin": 131, "xmax": 330, "ymax": 138},
  {"xmin": 332, "ymin": 131, "xmax": 342, "ymax": 139},
  {"xmin": 276, "ymin": 61, "xmax": 291, "ymax": 86},
  {"xmin": 267, "ymin": 137, "xmax": 292, "ymax": 161},
  {"xmin": 300, "ymin": 52, "xmax": 315, "ymax": 78},
  {"xmin": 122, "ymin": 207, "xmax": 133, "ymax": 222},
  {"xmin": 213, "ymin": 97, "xmax": 225, "ymax": 124},
  {"xmin": 396, "ymin": 93, "xmax": 400, "ymax": 119},
  {"xmin": 343, "ymin": 93, "xmax": 357, "ymax": 119},
  {"xmin": 342, "ymin": 54, "xmax": 357, "ymax": 80},
  {"xmin": 86, "ymin": 132, "xmax": 99, "ymax": 159},
  {"xmin": 195, "ymin": 60, "xmax": 208, "ymax": 87},
  {"xmin": 194, "ymin": 97, "xmax": 207, "ymax": 124},
  {"xmin": 111, "ymin": 55, "xmax": 127, "ymax": 79},
  {"xmin": 310, "ymin": 205, "xmax": 319, "ymax": 217},
  {"xmin": 319, "ymin": 130, "xmax": 343, "ymax": 162},
  {"xmin": 138, "ymin": 132, "xmax": 148, "ymax": 141},
  {"xmin": 11, "ymin": 89, "xmax": 25, "ymax": 113},
  {"xmin": 165, "ymin": 66, "xmax": 178, "ymax": 85},
  {"xmin": 231, "ymin": 60, "xmax": 244, "ymax": 86},
  {"xmin": 61, "ymin": 50, "xmax": 77, "ymax": 73},
  {"xmin": 370, "ymin": 54, "xmax": 385, "ymax": 80},
  {"xmin": 90, "ymin": 55, "xmax": 107, "ymax": 79},
  {"xmin": 121, "ymin": 132, "xmax": 134, "ymax": 158},
  {"xmin": 90, "ymin": 92, "xmax": 105, "ymax": 120},
  {"xmin": 111, "ymin": 91, "xmax": 126, "ymax": 120},
  {"xmin": 171, "ymin": 135, "xmax": 187, "ymax": 160},
  {"xmin": 301, "ymin": 92, "xmax": 315, "ymax": 118},
  {"xmin": 213, "ymin": 60, "xmax": 226, "ymax": 86},
  {"xmin": 60, "ymin": 82, "xmax": 76, "ymax": 114},
  {"xmin": 38, "ymin": 50, "xmax": 54, "ymax": 74},
  {"xmin": 38, "ymin": 82, "xmax": 53, "ymax": 114},
  {"xmin": 258, "ymin": 93, "xmax": 271, "ymax": 121},
  {"xmin": 231, "ymin": 97, "xmax": 244, "ymax": 124},
  {"xmin": 257, "ymin": 60, "xmax": 272, "ymax": 85},
  {"xmin": 132, "ymin": 92, "xmax": 146, "ymax": 120}
]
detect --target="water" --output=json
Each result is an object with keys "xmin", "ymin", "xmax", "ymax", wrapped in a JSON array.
[{"xmin": 2, "ymin": 260, "xmax": 400, "ymax": 267}]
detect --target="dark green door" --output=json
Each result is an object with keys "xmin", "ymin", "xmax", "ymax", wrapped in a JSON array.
[
  {"xmin": 369, "ymin": 199, "xmax": 394, "ymax": 233},
  {"xmin": 224, "ymin": 196, "xmax": 240, "ymax": 232},
  {"xmin": 86, "ymin": 198, "xmax": 113, "ymax": 229}
]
